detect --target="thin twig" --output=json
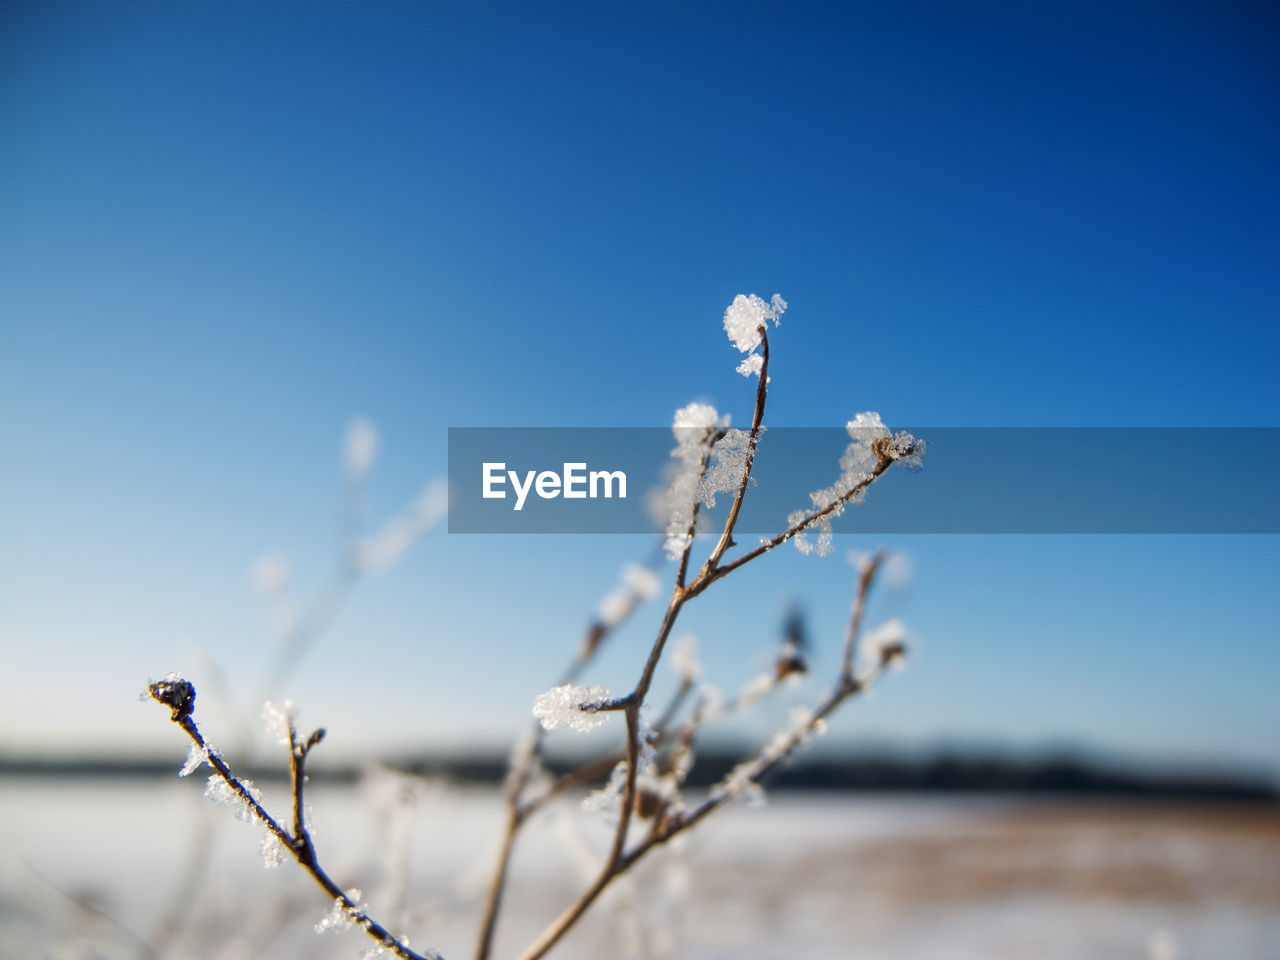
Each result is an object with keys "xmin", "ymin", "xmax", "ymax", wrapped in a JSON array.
[{"xmin": 147, "ymin": 679, "xmax": 435, "ymax": 960}]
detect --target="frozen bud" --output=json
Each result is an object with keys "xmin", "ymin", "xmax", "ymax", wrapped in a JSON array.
[
  {"xmin": 633, "ymin": 774, "xmax": 676, "ymax": 821},
  {"xmin": 724, "ymin": 293, "xmax": 786, "ymax": 379},
  {"xmin": 858, "ymin": 618, "xmax": 909, "ymax": 677},
  {"xmin": 774, "ymin": 640, "xmax": 808, "ymax": 681},
  {"xmin": 148, "ymin": 673, "xmax": 195, "ymax": 721},
  {"xmin": 723, "ymin": 293, "xmax": 786, "ymax": 354},
  {"xmin": 533, "ymin": 684, "xmax": 611, "ymax": 732}
]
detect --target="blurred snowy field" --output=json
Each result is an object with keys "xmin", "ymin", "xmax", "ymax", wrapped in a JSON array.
[{"xmin": 3, "ymin": 777, "xmax": 1278, "ymax": 960}]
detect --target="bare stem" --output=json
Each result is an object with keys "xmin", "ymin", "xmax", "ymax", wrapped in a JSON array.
[{"xmin": 841, "ymin": 551, "xmax": 884, "ymax": 684}]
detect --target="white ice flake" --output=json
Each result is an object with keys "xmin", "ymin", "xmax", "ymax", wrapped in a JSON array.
[
  {"xmin": 261, "ymin": 699, "xmax": 296, "ymax": 746},
  {"xmin": 259, "ymin": 830, "xmax": 287, "ymax": 869},
  {"xmin": 724, "ymin": 293, "xmax": 786, "ymax": 378},
  {"xmin": 735, "ymin": 352, "xmax": 765, "ymax": 379},
  {"xmin": 178, "ymin": 741, "xmax": 209, "ymax": 778},
  {"xmin": 532, "ymin": 684, "xmax": 611, "ymax": 732},
  {"xmin": 697, "ymin": 427, "xmax": 758, "ymax": 509},
  {"xmin": 723, "ymin": 293, "xmax": 786, "ymax": 353},
  {"xmin": 205, "ymin": 775, "xmax": 263, "ymax": 823},
  {"xmin": 662, "ymin": 402, "xmax": 730, "ymax": 558},
  {"xmin": 314, "ymin": 889, "xmax": 366, "ymax": 934},
  {"xmin": 582, "ymin": 761, "xmax": 629, "ymax": 816},
  {"xmin": 789, "ymin": 413, "xmax": 923, "ymax": 556}
]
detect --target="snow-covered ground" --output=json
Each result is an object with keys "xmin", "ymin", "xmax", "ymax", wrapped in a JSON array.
[{"xmin": 3, "ymin": 776, "xmax": 1278, "ymax": 959}]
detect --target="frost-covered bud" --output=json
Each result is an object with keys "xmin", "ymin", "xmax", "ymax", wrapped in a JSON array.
[
  {"xmin": 533, "ymin": 684, "xmax": 611, "ymax": 732},
  {"xmin": 774, "ymin": 640, "xmax": 807, "ymax": 681},
  {"xmin": 723, "ymin": 293, "xmax": 786, "ymax": 379},
  {"xmin": 723, "ymin": 293, "xmax": 786, "ymax": 353},
  {"xmin": 858, "ymin": 618, "xmax": 909, "ymax": 678},
  {"xmin": 148, "ymin": 673, "xmax": 196, "ymax": 721}
]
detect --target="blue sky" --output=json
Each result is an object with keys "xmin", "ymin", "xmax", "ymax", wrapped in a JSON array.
[{"xmin": 1, "ymin": 2, "xmax": 1277, "ymax": 776}]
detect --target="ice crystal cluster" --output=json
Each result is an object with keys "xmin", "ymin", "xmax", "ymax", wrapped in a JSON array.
[
  {"xmin": 259, "ymin": 831, "xmax": 287, "ymax": 869},
  {"xmin": 205, "ymin": 774, "xmax": 263, "ymax": 823},
  {"xmin": 716, "ymin": 706, "xmax": 828, "ymax": 809},
  {"xmin": 533, "ymin": 684, "xmax": 611, "ymax": 732},
  {"xmin": 661, "ymin": 402, "xmax": 729, "ymax": 557},
  {"xmin": 178, "ymin": 741, "xmax": 209, "ymax": 778},
  {"xmin": 789, "ymin": 412, "xmax": 924, "ymax": 556},
  {"xmin": 262, "ymin": 699, "xmax": 297, "ymax": 746},
  {"xmin": 315, "ymin": 890, "xmax": 367, "ymax": 934},
  {"xmin": 723, "ymin": 293, "xmax": 786, "ymax": 378},
  {"xmin": 697, "ymin": 427, "xmax": 758, "ymax": 509},
  {"xmin": 582, "ymin": 720, "xmax": 659, "ymax": 817}
]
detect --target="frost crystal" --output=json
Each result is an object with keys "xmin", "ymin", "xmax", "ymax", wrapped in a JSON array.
[
  {"xmin": 205, "ymin": 775, "xmax": 263, "ymax": 823},
  {"xmin": 261, "ymin": 699, "xmax": 296, "ymax": 746},
  {"xmin": 661, "ymin": 402, "xmax": 730, "ymax": 558},
  {"xmin": 344, "ymin": 417, "xmax": 379, "ymax": 482},
  {"xmin": 582, "ymin": 761, "xmax": 628, "ymax": 815},
  {"xmin": 735, "ymin": 352, "xmax": 766, "ymax": 379},
  {"xmin": 314, "ymin": 890, "xmax": 366, "ymax": 934},
  {"xmin": 723, "ymin": 293, "xmax": 786, "ymax": 352},
  {"xmin": 532, "ymin": 684, "xmax": 611, "ymax": 732},
  {"xmin": 788, "ymin": 413, "xmax": 924, "ymax": 556},
  {"xmin": 597, "ymin": 563, "xmax": 661, "ymax": 626},
  {"xmin": 259, "ymin": 830, "xmax": 287, "ymax": 869},
  {"xmin": 724, "ymin": 293, "xmax": 785, "ymax": 378},
  {"xmin": 178, "ymin": 741, "xmax": 209, "ymax": 778},
  {"xmin": 697, "ymin": 427, "xmax": 758, "ymax": 509}
]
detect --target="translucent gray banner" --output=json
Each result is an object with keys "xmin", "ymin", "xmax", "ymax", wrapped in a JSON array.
[{"xmin": 447, "ymin": 428, "xmax": 1280, "ymax": 534}]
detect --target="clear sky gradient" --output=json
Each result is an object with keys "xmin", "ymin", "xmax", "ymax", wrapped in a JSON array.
[{"xmin": 2, "ymin": 3, "xmax": 1277, "ymax": 776}]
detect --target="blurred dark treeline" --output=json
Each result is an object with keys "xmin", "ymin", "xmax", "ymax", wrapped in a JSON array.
[{"xmin": 4, "ymin": 749, "xmax": 1276, "ymax": 801}]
